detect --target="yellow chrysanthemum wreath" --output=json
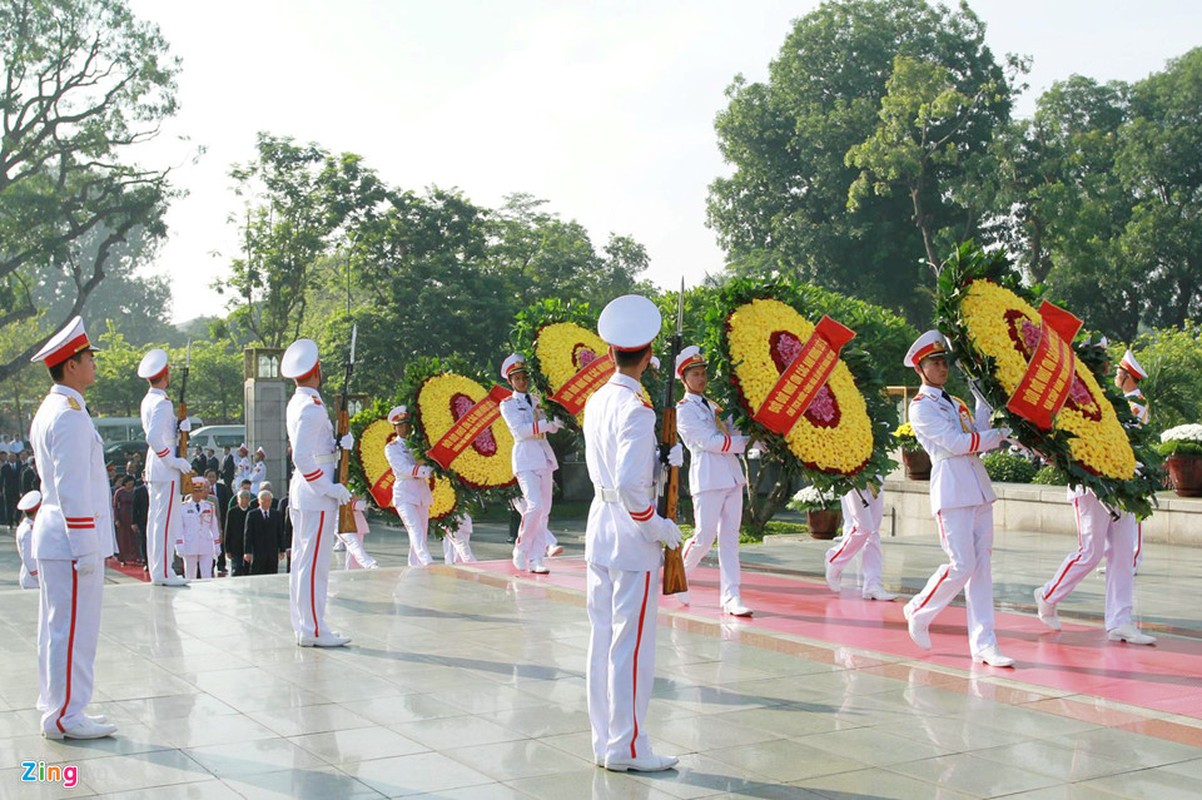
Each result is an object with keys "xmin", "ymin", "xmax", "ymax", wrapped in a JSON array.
[
  {"xmin": 536, "ymin": 322, "xmax": 607, "ymax": 395},
  {"xmin": 429, "ymin": 475, "xmax": 457, "ymax": 521},
  {"xmin": 416, "ymin": 373, "xmax": 515, "ymax": 490},
  {"xmin": 959, "ymin": 281, "xmax": 1136, "ymax": 480},
  {"xmin": 727, "ymin": 298, "xmax": 874, "ymax": 475}
]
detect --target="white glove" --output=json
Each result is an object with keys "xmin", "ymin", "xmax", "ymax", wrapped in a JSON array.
[
  {"xmin": 178, "ymin": 417, "xmax": 192, "ymax": 433},
  {"xmin": 326, "ymin": 483, "xmax": 352, "ymax": 505},
  {"xmin": 657, "ymin": 518, "xmax": 683, "ymax": 549},
  {"xmin": 173, "ymin": 457, "xmax": 193, "ymax": 473},
  {"xmin": 339, "ymin": 433, "xmax": 355, "ymax": 450},
  {"xmin": 667, "ymin": 443, "xmax": 684, "ymax": 467},
  {"xmin": 75, "ymin": 551, "xmax": 101, "ymax": 576},
  {"xmin": 416, "ymin": 466, "xmax": 434, "ymax": 479},
  {"xmin": 544, "ymin": 418, "xmax": 564, "ymax": 434},
  {"xmin": 729, "ymin": 435, "xmax": 749, "ymax": 455}
]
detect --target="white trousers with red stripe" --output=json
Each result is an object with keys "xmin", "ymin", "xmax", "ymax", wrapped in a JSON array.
[
  {"xmin": 1038, "ymin": 494, "xmax": 1137, "ymax": 630},
  {"xmin": 442, "ymin": 529, "xmax": 476, "ymax": 564},
  {"xmin": 682, "ymin": 487, "xmax": 743, "ymax": 604},
  {"xmin": 395, "ymin": 503, "xmax": 433, "ymax": 567},
  {"xmin": 146, "ymin": 479, "xmax": 181, "ymax": 583},
  {"xmin": 905, "ymin": 504, "xmax": 998, "ymax": 656},
  {"xmin": 513, "ymin": 469, "xmax": 553, "ymax": 564},
  {"xmin": 826, "ymin": 488, "xmax": 885, "ymax": 590},
  {"xmin": 342, "ymin": 533, "xmax": 377, "ymax": 570},
  {"xmin": 182, "ymin": 554, "xmax": 213, "ymax": 579},
  {"xmin": 36, "ymin": 558, "xmax": 103, "ymax": 735},
  {"xmin": 289, "ymin": 507, "xmax": 335, "ymax": 639},
  {"xmin": 586, "ymin": 563, "xmax": 657, "ymax": 764}
]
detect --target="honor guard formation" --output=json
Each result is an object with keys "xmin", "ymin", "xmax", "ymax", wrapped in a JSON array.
[{"xmin": 4, "ymin": 295, "xmax": 1176, "ymax": 792}]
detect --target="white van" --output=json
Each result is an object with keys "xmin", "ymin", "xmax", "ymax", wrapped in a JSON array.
[{"xmin": 189, "ymin": 425, "xmax": 245, "ymax": 452}]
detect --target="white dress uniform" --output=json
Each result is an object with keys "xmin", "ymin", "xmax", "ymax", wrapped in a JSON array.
[
  {"xmin": 141, "ymin": 385, "xmax": 192, "ymax": 585},
  {"xmin": 178, "ymin": 495, "xmax": 220, "ymax": 578},
  {"xmin": 1035, "ymin": 358, "xmax": 1154, "ymax": 644},
  {"xmin": 235, "ymin": 450, "xmax": 252, "ymax": 485},
  {"xmin": 286, "ymin": 381, "xmax": 348, "ymax": 644},
  {"xmin": 676, "ymin": 391, "xmax": 749, "ymax": 608},
  {"xmin": 249, "ymin": 457, "xmax": 267, "ymax": 495},
  {"xmin": 342, "ymin": 497, "xmax": 378, "ymax": 570},
  {"xmin": 443, "ymin": 513, "xmax": 478, "ymax": 565},
  {"xmin": 826, "ymin": 482, "xmax": 895, "ymax": 599},
  {"xmin": 29, "ymin": 317, "xmax": 117, "ymax": 739},
  {"xmin": 903, "ymin": 382, "xmax": 1007, "ymax": 659},
  {"xmin": 16, "ymin": 513, "xmax": 39, "ymax": 589},
  {"xmin": 384, "ymin": 433, "xmax": 434, "ymax": 567},
  {"xmin": 584, "ymin": 294, "xmax": 680, "ymax": 773},
  {"xmin": 499, "ymin": 358, "xmax": 560, "ymax": 573}
]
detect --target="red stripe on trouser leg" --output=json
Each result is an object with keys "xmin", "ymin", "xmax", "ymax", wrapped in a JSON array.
[
  {"xmin": 1133, "ymin": 522, "xmax": 1142, "ymax": 568},
  {"xmin": 630, "ymin": 571, "xmax": 651, "ymax": 758},
  {"xmin": 1045, "ymin": 499, "xmax": 1086, "ymax": 601},
  {"xmin": 55, "ymin": 564, "xmax": 79, "ymax": 733},
  {"xmin": 913, "ymin": 565, "xmax": 949, "ymax": 612},
  {"xmin": 827, "ymin": 528, "xmax": 856, "ymax": 564},
  {"xmin": 164, "ymin": 480, "xmax": 175, "ymax": 578},
  {"xmin": 311, "ymin": 511, "xmax": 324, "ymax": 638}
]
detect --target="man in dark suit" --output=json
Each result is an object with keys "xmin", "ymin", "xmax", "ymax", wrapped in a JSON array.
[
  {"xmin": 206, "ymin": 469, "xmax": 232, "ymax": 575},
  {"xmin": 244, "ymin": 489, "xmax": 284, "ymax": 576},
  {"xmin": 277, "ymin": 494, "xmax": 293, "ymax": 573},
  {"xmin": 220, "ymin": 446, "xmax": 236, "ymax": 488},
  {"xmin": 205, "ymin": 448, "xmax": 219, "ymax": 476},
  {"xmin": 225, "ymin": 490, "xmax": 253, "ymax": 576}
]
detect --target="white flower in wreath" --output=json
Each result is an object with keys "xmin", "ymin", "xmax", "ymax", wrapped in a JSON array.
[{"xmin": 1160, "ymin": 424, "xmax": 1202, "ymax": 444}]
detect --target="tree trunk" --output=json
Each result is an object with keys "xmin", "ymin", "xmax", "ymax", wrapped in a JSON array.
[{"xmin": 742, "ymin": 454, "xmax": 795, "ymax": 537}]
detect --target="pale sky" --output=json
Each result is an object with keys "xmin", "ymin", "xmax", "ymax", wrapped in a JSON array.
[{"xmin": 123, "ymin": 0, "xmax": 1202, "ymax": 324}]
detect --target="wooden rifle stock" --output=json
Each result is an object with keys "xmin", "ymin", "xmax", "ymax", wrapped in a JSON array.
[{"xmin": 658, "ymin": 404, "xmax": 688, "ymax": 595}]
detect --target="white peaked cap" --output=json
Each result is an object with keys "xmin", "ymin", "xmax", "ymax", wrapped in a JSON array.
[
  {"xmin": 9, "ymin": 441, "xmax": 23, "ymax": 454},
  {"xmin": 500, "ymin": 353, "xmax": 527, "ymax": 381},
  {"xmin": 31, "ymin": 316, "xmax": 96, "ymax": 367},
  {"xmin": 649, "ymin": 356, "xmax": 660, "ymax": 370},
  {"xmin": 191, "ymin": 475, "xmax": 209, "ymax": 487},
  {"xmin": 904, "ymin": 330, "xmax": 949, "ymax": 368},
  {"xmin": 137, "ymin": 348, "xmax": 170, "ymax": 380},
  {"xmin": 255, "ymin": 446, "xmax": 266, "ymax": 456},
  {"xmin": 1120, "ymin": 349, "xmax": 1146, "ymax": 381},
  {"xmin": 675, "ymin": 345, "xmax": 706, "ymax": 379},
  {"xmin": 17, "ymin": 490, "xmax": 41, "ymax": 512},
  {"xmin": 281, "ymin": 339, "xmax": 320, "ymax": 380},
  {"xmin": 597, "ymin": 295, "xmax": 661, "ymax": 350},
  {"xmin": 388, "ymin": 405, "xmax": 410, "ymax": 423}
]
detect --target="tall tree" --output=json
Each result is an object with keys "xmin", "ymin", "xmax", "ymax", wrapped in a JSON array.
[
  {"xmin": 0, "ymin": 0, "xmax": 179, "ymax": 382},
  {"xmin": 707, "ymin": 0, "xmax": 1015, "ymax": 324}
]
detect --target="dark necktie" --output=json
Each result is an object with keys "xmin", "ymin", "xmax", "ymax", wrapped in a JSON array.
[
  {"xmin": 524, "ymin": 393, "xmax": 532, "ymax": 406},
  {"xmin": 262, "ymin": 509, "xmax": 268, "ymax": 519},
  {"xmin": 701, "ymin": 396, "xmax": 710, "ymax": 409},
  {"xmin": 941, "ymin": 390, "xmax": 954, "ymax": 406}
]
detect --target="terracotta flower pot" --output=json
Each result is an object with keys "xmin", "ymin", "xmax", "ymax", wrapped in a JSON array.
[
  {"xmin": 1167, "ymin": 454, "xmax": 1202, "ymax": 497},
  {"xmin": 902, "ymin": 448, "xmax": 931, "ymax": 480},
  {"xmin": 806, "ymin": 509, "xmax": 842, "ymax": 540}
]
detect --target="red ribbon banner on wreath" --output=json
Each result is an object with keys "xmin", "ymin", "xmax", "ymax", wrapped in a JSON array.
[
  {"xmin": 753, "ymin": 315, "xmax": 857, "ymax": 436},
  {"xmin": 370, "ymin": 469, "xmax": 395, "ymax": 509},
  {"xmin": 426, "ymin": 385, "xmax": 513, "ymax": 470},
  {"xmin": 550, "ymin": 353, "xmax": 615, "ymax": 416},
  {"xmin": 1006, "ymin": 301, "xmax": 1083, "ymax": 430}
]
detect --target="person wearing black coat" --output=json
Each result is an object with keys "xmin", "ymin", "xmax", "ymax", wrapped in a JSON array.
[
  {"xmin": 207, "ymin": 471, "xmax": 232, "ymax": 575},
  {"xmin": 225, "ymin": 490, "xmax": 253, "ymax": 576},
  {"xmin": 220, "ymin": 446, "xmax": 236, "ymax": 488},
  {"xmin": 244, "ymin": 490, "xmax": 284, "ymax": 576}
]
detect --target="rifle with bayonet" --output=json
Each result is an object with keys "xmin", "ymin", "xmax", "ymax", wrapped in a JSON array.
[
  {"xmin": 337, "ymin": 324, "xmax": 358, "ymax": 534},
  {"xmin": 658, "ymin": 279, "xmax": 688, "ymax": 595},
  {"xmin": 177, "ymin": 340, "xmax": 194, "ymax": 484}
]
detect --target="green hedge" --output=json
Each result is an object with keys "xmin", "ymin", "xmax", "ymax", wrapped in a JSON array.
[{"xmin": 980, "ymin": 451, "xmax": 1038, "ymax": 484}]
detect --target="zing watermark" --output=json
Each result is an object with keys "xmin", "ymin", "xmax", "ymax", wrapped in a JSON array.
[{"xmin": 20, "ymin": 761, "xmax": 79, "ymax": 789}]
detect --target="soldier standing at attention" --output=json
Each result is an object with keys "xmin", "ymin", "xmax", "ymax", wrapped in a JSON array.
[
  {"xmin": 584, "ymin": 294, "xmax": 684, "ymax": 772},
  {"xmin": 29, "ymin": 316, "xmax": 118, "ymax": 739},
  {"xmin": 672, "ymin": 345, "xmax": 753, "ymax": 616},
  {"xmin": 499, "ymin": 353, "xmax": 564, "ymax": 575},
  {"xmin": 901, "ymin": 330, "xmax": 1014, "ymax": 668},
  {"xmin": 282, "ymin": 339, "xmax": 355, "ymax": 647},
  {"xmin": 384, "ymin": 405, "xmax": 435, "ymax": 567},
  {"xmin": 138, "ymin": 348, "xmax": 192, "ymax": 586},
  {"xmin": 15, "ymin": 490, "xmax": 42, "ymax": 589}
]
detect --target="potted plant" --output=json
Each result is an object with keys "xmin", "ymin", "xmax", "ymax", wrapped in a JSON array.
[
  {"xmin": 788, "ymin": 485, "xmax": 842, "ymax": 539},
  {"xmin": 894, "ymin": 421, "xmax": 930, "ymax": 480},
  {"xmin": 1157, "ymin": 424, "xmax": 1202, "ymax": 497}
]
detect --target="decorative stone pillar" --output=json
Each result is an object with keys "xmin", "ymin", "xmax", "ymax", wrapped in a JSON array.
[{"xmin": 244, "ymin": 348, "xmax": 288, "ymax": 499}]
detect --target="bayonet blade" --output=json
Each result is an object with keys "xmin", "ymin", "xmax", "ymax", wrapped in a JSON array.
[
  {"xmin": 349, "ymin": 323, "xmax": 358, "ymax": 366},
  {"xmin": 185, "ymin": 340, "xmax": 192, "ymax": 368},
  {"xmin": 676, "ymin": 277, "xmax": 685, "ymax": 336}
]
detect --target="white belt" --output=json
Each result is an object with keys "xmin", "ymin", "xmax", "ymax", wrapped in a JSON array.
[
  {"xmin": 596, "ymin": 486, "xmax": 620, "ymax": 503},
  {"xmin": 313, "ymin": 453, "xmax": 339, "ymax": 465}
]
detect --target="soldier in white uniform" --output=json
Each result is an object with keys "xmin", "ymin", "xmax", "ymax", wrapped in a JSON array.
[
  {"xmin": 15, "ymin": 490, "xmax": 41, "ymax": 589},
  {"xmin": 1118, "ymin": 349, "xmax": 1150, "ymax": 573},
  {"xmin": 138, "ymin": 348, "xmax": 192, "ymax": 586},
  {"xmin": 249, "ymin": 447, "xmax": 268, "ymax": 495},
  {"xmin": 235, "ymin": 444, "xmax": 252, "ymax": 486},
  {"xmin": 826, "ymin": 481, "xmax": 897, "ymax": 600},
  {"xmin": 342, "ymin": 497, "xmax": 378, "ymax": 570},
  {"xmin": 178, "ymin": 476, "xmax": 220, "ymax": 579},
  {"xmin": 499, "ymin": 354, "xmax": 564, "ymax": 574},
  {"xmin": 1034, "ymin": 348, "xmax": 1155, "ymax": 645},
  {"xmin": 585, "ymin": 294, "xmax": 683, "ymax": 773},
  {"xmin": 901, "ymin": 331, "xmax": 1015, "ymax": 668},
  {"xmin": 29, "ymin": 316, "xmax": 118, "ymax": 739},
  {"xmin": 383, "ymin": 406, "xmax": 435, "ymax": 567},
  {"xmin": 282, "ymin": 339, "xmax": 355, "ymax": 647},
  {"xmin": 672, "ymin": 346, "xmax": 753, "ymax": 616}
]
